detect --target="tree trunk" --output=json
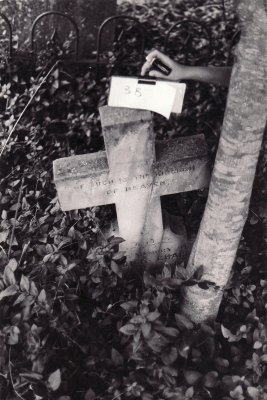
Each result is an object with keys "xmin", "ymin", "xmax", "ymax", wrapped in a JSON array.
[{"xmin": 179, "ymin": 0, "xmax": 267, "ymax": 324}]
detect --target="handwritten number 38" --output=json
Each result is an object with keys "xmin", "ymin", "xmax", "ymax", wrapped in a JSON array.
[{"xmin": 124, "ymin": 86, "xmax": 142, "ymax": 97}]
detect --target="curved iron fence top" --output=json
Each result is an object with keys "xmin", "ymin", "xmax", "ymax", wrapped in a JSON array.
[
  {"xmin": 30, "ymin": 11, "xmax": 79, "ymax": 61},
  {"xmin": 0, "ymin": 12, "xmax": 12, "ymax": 58},
  {"xmin": 96, "ymin": 15, "xmax": 146, "ymax": 64},
  {"xmin": 164, "ymin": 19, "xmax": 212, "ymax": 66}
]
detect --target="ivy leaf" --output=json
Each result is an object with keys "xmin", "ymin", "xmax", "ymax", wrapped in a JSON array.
[
  {"xmin": 250, "ymin": 215, "xmax": 258, "ymax": 225},
  {"xmin": 185, "ymin": 387, "xmax": 194, "ymax": 399},
  {"xmin": 153, "ymin": 321, "xmax": 179, "ymax": 339},
  {"xmin": 161, "ymin": 278, "xmax": 182, "ymax": 289},
  {"xmin": 141, "ymin": 322, "xmax": 152, "ymax": 338},
  {"xmin": 21, "ymin": 295, "xmax": 35, "ymax": 307},
  {"xmin": 10, "ymin": 202, "xmax": 21, "ymax": 211},
  {"xmin": 0, "ymin": 230, "xmax": 8, "ymax": 243},
  {"xmin": 200, "ymin": 323, "xmax": 215, "ymax": 336},
  {"xmin": 143, "ymin": 271, "xmax": 162, "ymax": 288},
  {"xmin": 160, "ymin": 327, "xmax": 180, "ymax": 340},
  {"xmin": 85, "ymin": 388, "xmax": 96, "ymax": 400},
  {"xmin": 184, "ymin": 370, "xmax": 203, "ymax": 385},
  {"xmin": 11, "ymin": 313, "xmax": 21, "ymax": 325},
  {"xmin": 221, "ymin": 325, "xmax": 237, "ymax": 342},
  {"xmin": 205, "ymin": 337, "xmax": 215, "ymax": 357},
  {"xmin": 0, "ymin": 284, "xmax": 19, "ymax": 300},
  {"xmin": 52, "ymin": 69, "xmax": 59, "ymax": 79},
  {"xmin": 220, "ymin": 375, "xmax": 240, "ymax": 391},
  {"xmin": 112, "ymin": 251, "xmax": 126, "ymax": 260},
  {"xmin": 0, "ymin": 249, "xmax": 8, "ymax": 267},
  {"xmin": 120, "ymin": 324, "xmax": 136, "ymax": 335},
  {"xmin": 120, "ymin": 300, "xmax": 138, "ymax": 312},
  {"xmin": 67, "ymin": 259, "xmax": 81, "ymax": 271},
  {"xmin": 214, "ymin": 357, "xmax": 229, "ymax": 372},
  {"xmin": 230, "ymin": 385, "xmax": 243, "ymax": 398},
  {"xmin": 13, "ymin": 292, "xmax": 27, "ymax": 306},
  {"xmin": 146, "ymin": 330, "xmax": 170, "ymax": 352},
  {"xmin": 38, "ymin": 289, "xmax": 46, "ymax": 303},
  {"xmin": 67, "ymin": 226, "xmax": 75, "ymax": 239},
  {"xmin": 202, "ymin": 371, "xmax": 220, "ymax": 388},
  {"xmin": 193, "ymin": 265, "xmax": 204, "ymax": 280},
  {"xmin": 6, "ymin": 326, "xmax": 20, "ymax": 345},
  {"xmin": 92, "ymin": 283, "xmax": 104, "ymax": 300},
  {"xmin": 175, "ymin": 313, "xmax": 194, "ymax": 330},
  {"xmin": 253, "ymin": 341, "xmax": 262, "ymax": 349},
  {"xmin": 7, "ymin": 258, "xmax": 17, "ymax": 271},
  {"xmin": 174, "ymin": 265, "xmax": 188, "ymax": 279},
  {"xmin": 178, "ymin": 343, "xmax": 190, "ymax": 358},
  {"xmin": 30, "ymin": 281, "xmax": 38, "ymax": 297},
  {"xmin": 111, "ymin": 260, "xmax": 122, "ymax": 278},
  {"xmin": 130, "ymin": 315, "xmax": 143, "ymax": 324},
  {"xmin": 3, "ymin": 265, "xmax": 16, "ymax": 286},
  {"xmin": 260, "ymin": 354, "xmax": 267, "ymax": 363},
  {"xmin": 32, "ymin": 355, "xmax": 45, "ymax": 373},
  {"xmin": 163, "ymin": 365, "xmax": 178, "ymax": 377},
  {"xmin": 146, "ymin": 312, "xmax": 161, "ymax": 321},
  {"xmin": 245, "ymin": 309, "xmax": 257, "ymax": 323},
  {"xmin": 47, "ymin": 369, "xmax": 61, "ymax": 391},
  {"xmin": 108, "ymin": 237, "xmax": 125, "ymax": 245},
  {"xmin": 198, "ymin": 281, "xmax": 210, "ymax": 290},
  {"xmin": 247, "ymin": 387, "xmax": 258, "ymax": 398},
  {"xmin": 111, "ymin": 348, "xmax": 124, "ymax": 367},
  {"xmin": 161, "ymin": 347, "xmax": 178, "ymax": 365},
  {"xmin": 141, "ymin": 392, "xmax": 153, "ymax": 400},
  {"xmin": 20, "ymin": 274, "xmax": 30, "ymax": 292}
]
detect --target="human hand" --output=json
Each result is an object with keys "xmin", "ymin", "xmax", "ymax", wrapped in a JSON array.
[{"xmin": 141, "ymin": 49, "xmax": 188, "ymax": 81}]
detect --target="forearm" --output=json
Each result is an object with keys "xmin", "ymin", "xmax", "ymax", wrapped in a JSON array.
[
  {"xmin": 142, "ymin": 50, "xmax": 232, "ymax": 87},
  {"xmin": 182, "ymin": 66, "xmax": 232, "ymax": 87}
]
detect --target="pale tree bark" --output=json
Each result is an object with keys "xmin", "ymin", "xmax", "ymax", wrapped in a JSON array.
[{"xmin": 179, "ymin": 0, "xmax": 267, "ymax": 324}]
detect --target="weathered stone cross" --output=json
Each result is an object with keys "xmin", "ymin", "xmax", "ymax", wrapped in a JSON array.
[{"xmin": 53, "ymin": 106, "xmax": 210, "ymax": 271}]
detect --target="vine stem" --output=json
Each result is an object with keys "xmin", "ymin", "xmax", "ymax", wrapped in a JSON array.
[
  {"xmin": 36, "ymin": 300, "xmax": 84, "ymax": 351},
  {"xmin": 0, "ymin": 60, "xmax": 61, "ymax": 158},
  {"xmin": 9, "ymin": 346, "xmax": 25, "ymax": 400},
  {"xmin": 8, "ymin": 175, "xmax": 25, "ymax": 259}
]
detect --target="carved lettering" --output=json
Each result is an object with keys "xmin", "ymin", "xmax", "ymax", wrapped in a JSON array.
[{"xmin": 89, "ymin": 166, "xmax": 196, "ymax": 191}]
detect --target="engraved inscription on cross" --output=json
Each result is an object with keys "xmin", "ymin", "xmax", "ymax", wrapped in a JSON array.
[{"xmin": 53, "ymin": 106, "xmax": 210, "ymax": 271}]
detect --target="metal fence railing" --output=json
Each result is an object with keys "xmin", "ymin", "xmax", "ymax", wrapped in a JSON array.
[{"xmin": 0, "ymin": 10, "xmax": 237, "ymax": 77}]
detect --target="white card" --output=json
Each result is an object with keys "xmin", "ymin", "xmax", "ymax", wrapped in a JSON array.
[
  {"xmin": 108, "ymin": 76, "xmax": 185, "ymax": 119},
  {"xmin": 164, "ymin": 81, "xmax": 186, "ymax": 113}
]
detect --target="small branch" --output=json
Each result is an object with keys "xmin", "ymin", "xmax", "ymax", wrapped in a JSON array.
[
  {"xmin": 9, "ymin": 347, "xmax": 25, "ymax": 400},
  {"xmin": 0, "ymin": 60, "xmax": 61, "ymax": 158},
  {"xmin": 36, "ymin": 300, "xmax": 84, "ymax": 351},
  {"xmin": 249, "ymin": 209, "xmax": 263, "ymax": 223}
]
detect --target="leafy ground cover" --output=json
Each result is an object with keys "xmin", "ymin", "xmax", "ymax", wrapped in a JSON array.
[{"xmin": 0, "ymin": 0, "xmax": 266, "ymax": 399}]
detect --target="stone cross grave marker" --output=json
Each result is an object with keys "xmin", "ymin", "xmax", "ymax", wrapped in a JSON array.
[{"xmin": 53, "ymin": 106, "xmax": 210, "ymax": 272}]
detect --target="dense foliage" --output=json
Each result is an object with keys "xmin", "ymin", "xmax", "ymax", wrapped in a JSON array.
[{"xmin": 0, "ymin": 0, "xmax": 266, "ymax": 399}]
